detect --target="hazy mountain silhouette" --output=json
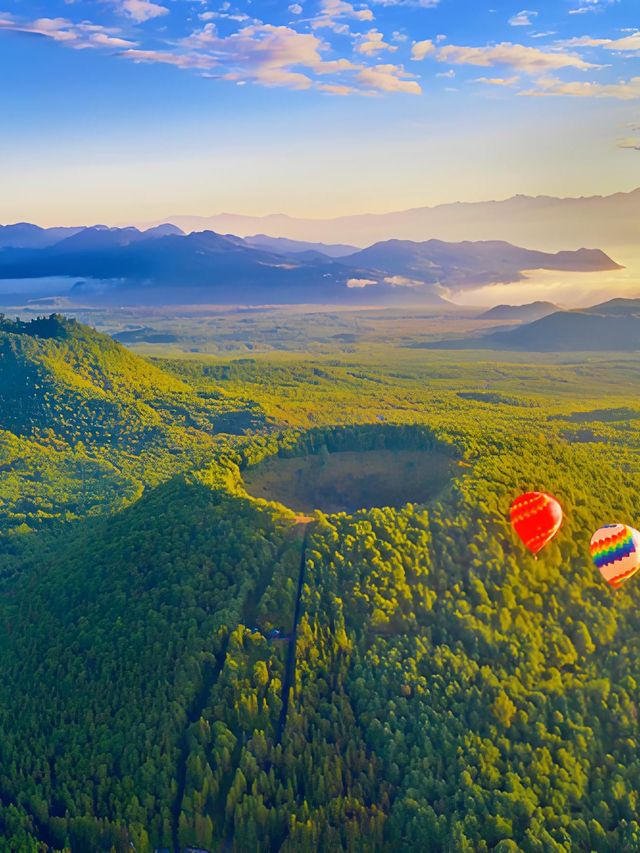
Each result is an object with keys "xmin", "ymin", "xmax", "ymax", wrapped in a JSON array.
[
  {"xmin": 420, "ymin": 298, "xmax": 640, "ymax": 351},
  {"xmin": 242, "ymin": 234, "xmax": 357, "ymax": 258},
  {"xmin": 0, "ymin": 228, "xmax": 401, "ymax": 305},
  {"xmin": 341, "ymin": 240, "xmax": 619, "ymax": 288},
  {"xmin": 154, "ymin": 188, "xmax": 640, "ymax": 252},
  {"xmin": 478, "ymin": 302, "xmax": 561, "ymax": 322},
  {"xmin": 0, "ymin": 223, "xmax": 85, "ymax": 249},
  {"xmin": 0, "ymin": 223, "xmax": 184, "ymax": 252},
  {"xmin": 0, "ymin": 227, "xmax": 620, "ymax": 306}
]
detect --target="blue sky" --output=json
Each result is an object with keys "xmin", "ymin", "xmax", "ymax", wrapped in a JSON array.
[{"xmin": 1, "ymin": 0, "xmax": 639, "ymax": 224}]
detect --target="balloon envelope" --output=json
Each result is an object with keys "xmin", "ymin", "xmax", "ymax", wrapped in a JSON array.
[
  {"xmin": 510, "ymin": 492, "xmax": 563, "ymax": 555},
  {"xmin": 591, "ymin": 524, "xmax": 640, "ymax": 588}
]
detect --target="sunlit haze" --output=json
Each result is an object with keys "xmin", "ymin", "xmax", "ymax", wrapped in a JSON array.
[{"xmin": 1, "ymin": 0, "xmax": 639, "ymax": 224}]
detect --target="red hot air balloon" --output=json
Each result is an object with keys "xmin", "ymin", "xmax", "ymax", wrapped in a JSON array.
[{"xmin": 510, "ymin": 492, "xmax": 563, "ymax": 555}]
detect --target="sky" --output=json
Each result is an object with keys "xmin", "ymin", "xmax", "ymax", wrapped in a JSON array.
[{"xmin": 1, "ymin": 0, "xmax": 639, "ymax": 225}]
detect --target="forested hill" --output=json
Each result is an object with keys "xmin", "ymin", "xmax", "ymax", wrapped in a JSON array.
[
  {"xmin": 0, "ymin": 313, "xmax": 190, "ymax": 403},
  {"xmin": 0, "ymin": 471, "xmax": 302, "ymax": 850},
  {"xmin": 0, "ymin": 315, "xmax": 264, "ymax": 535},
  {"xmin": 3, "ymin": 324, "xmax": 640, "ymax": 850},
  {"xmin": 2, "ymin": 404, "xmax": 640, "ymax": 849},
  {"xmin": 420, "ymin": 298, "xmax": 640, "ymax": 352}
]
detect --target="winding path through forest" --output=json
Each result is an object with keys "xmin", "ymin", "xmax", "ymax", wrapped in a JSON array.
[
  {"xmin": 171, "ymin": 522, "xmax": 312, "ymax": 851},
  {"xmin": 277, "ymin": 522, "xmax": 312, "ymax": 744},
  {"xmin": 171, "ymin": 635, "xmax": 230, "ymax": 853}
]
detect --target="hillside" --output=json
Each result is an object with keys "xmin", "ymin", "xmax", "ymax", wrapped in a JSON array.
[
  {"xmin": 0, "ymin": 471, "xmax": 300, "ymax": 851},
  {"xmin": 1, "ymin": 373, "xmax": 640, "ymax": 851},
  {"xmin": 583, "ymin": 298, "xmax": 640, "ymax": 316},
  {"xmin": 0, "ymin": 315, "xmax": 264, "ymax": 533},
  {"xmin": 492, "ymin": 312, "xmax": 640, "ymax": 352},
  {"xmin": 422, "ymin": 298, "xmax": 640, "ymax": 351},
  {"xmin": 479, "ymin": 301, "xmax": 561, "ymax": 322}
]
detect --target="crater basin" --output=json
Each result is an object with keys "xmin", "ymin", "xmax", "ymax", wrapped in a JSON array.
[{"xmin": 242, "ymin": 448, "xmax": 454, "ymax": 514}]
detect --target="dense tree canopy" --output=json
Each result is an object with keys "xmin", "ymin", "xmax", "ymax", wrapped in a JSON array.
[{"xmin": 1, "ymin": 317, "xmax": 640, "ymax": 850}]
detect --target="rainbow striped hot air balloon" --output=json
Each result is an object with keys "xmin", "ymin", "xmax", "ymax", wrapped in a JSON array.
[{"xmin": 591, "ymin": 524, "xmax": 640, "ymax": 589}]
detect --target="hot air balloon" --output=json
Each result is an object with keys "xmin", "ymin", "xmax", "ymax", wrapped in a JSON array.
[
  {"xmin": 591, "ymin": 524, "xmax": 640, "ymax": 588},
  {"xmin": 510, "ymin": 491, "xmax": 563, "ymax": 555}
]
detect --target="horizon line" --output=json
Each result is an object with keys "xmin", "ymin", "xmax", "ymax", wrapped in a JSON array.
[{"xmin": 3, "ymin": 185, "xmax": 639, "ymax": 231}]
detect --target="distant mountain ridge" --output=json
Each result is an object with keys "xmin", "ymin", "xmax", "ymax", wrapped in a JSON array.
[
  {"xmin": 0, "ymin": 223, "xmax": 85, "ymax": 249},
  {"xmin": 242, "ymin": 234, "xmax": 357, "ymax": 258},
  {"xmin": 479, "ymin": 302, "xmax": 561, "ymax": 322},
  {"xmin": 0, "ymin": 222, "xmax": 185, "ymax": 251},
  {"xmin": 0, "ymin": 225, "xmax": 621, "ymax": 307},
  {"xmin": 150, "ymin": 187, "xmax": 640, "ymax": 252},
  {"xmin": 421, "ymin": 297, "xmax": 640, "ymax": 352},
  {"xmin": 341, "ymin": 240, "xmax": 619, "ymax": 288},
  {"xmin": 0, "ymin": 227, "xmax": 394, "ymax": 306}
]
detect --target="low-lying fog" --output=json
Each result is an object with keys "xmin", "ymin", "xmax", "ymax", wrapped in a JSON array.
[{"xmin": 455, "ymin": 248, "xmax": 640, "ymax": 309}]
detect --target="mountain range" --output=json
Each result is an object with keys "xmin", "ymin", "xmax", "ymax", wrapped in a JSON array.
[
  {"xmin": 149, "ymin": 187, "xmax": 640, "ymax": 254},
  {"xmin": 0, "ymin": 224, "xmax": 621, "ymax": 307}
]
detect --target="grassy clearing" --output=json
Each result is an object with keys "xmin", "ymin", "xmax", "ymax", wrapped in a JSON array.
[{"xmin": 242, "ymin": 448, "xmax": 454, "ymax": 514}]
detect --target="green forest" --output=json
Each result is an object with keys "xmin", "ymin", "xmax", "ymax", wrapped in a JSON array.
[{"xmin": 2, "ymin": 314, "xmax": 640, "ymax": 851}]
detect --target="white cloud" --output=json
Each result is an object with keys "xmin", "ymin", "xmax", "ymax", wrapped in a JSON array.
[
  {"xmin": 562, "ymin": 32, "xmax": 640, "ymax": 52},
  {"xmin": 436, "ymin": 68, "xmax": 455, "ymax": 78},
  {"xmin": 116, "ymin": 0, "xmax": 169, "ymax": 23},
  {"xmin": 312, "ymin": 0, "xmax": 373, "ymax": 32},
  {"xmin": 355, "ymin": 28, "xmax": 396, "ymax": 55},
  {"xmin": 411, "ymin": 39, "xmax": 435, "ymax": 60},
  {"xmin": 121, "ymin": 47, "xmax": 210, "ymax": 69},
  {"xmin": 122, "ymin": 21, "xmax": 420, "ymax": 95},
  {"xmin": 356, "ymin": 62, "xmax": 421, "ymax": 93},
  {"xmin": 0, "ymin": 4, "xmax": 424, "ymax": 98},
  {"xmin": 179, "ymin": 22, "xmax": 354, "ymax": 87},
  {"xmin": 347, "ymin": 277, "xmax": 378, "ymax": 287},
  {"xmin": 383, "ymin": 275, "xmax": 424, "ymax": 286},
  {"xmin": 569, "ymin": 0, "xmax": 618, "ymax": 14},
  {"xmin": 368, "ymin": 0, "xmax": 439, "ymax": 6},
  {"xmin": 476, "ymin": 75, "xmax": 520, "ymax": 85},
  {"xmin": 508, "ymin": 10, "xmax": 538, "ymax": 27},
  {"xmin": 199, "ymin": 9, "xmax": 251, "ymax": 22},
  {"xmin": 318, "ymin": 82, "xmax": 357, "ymax": 94},
  {"xmin": 599, "ymin": 31, "xmax": 640, "ymax": 52},
  {"xmin": 618, "ymin": 137, "xmax": 640, "ymax": 149},
  {"xmin": 561, "ymin": 35, "xmax": 610, "ymax": 46},
  {"xmin": 90, "ymin": 31, "xmax": 139, "ymax": 47},
  {"xmin": 0, "ymin": 14, "xmax": 138, "ymax": 48},
  {"xmin": 523, "ymin": 75, "xmax": 640, "ymax": 100},
  {"xmin": 437, "ymin": 41, "xmax": 599, "ymax": 73}
]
